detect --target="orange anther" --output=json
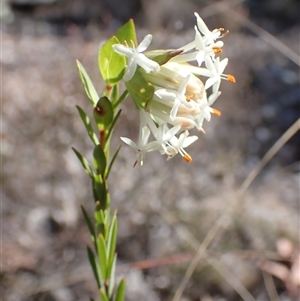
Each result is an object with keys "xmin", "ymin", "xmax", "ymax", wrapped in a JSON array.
[
  {"xmin": 212, "ymin": 46, "xmax": 222, "ymax": 54},
  {"xmin": 227, "ymin": 75, "xmax": 236, "ymax": 83},
  {"xmin": 183, "ymin": 154, "xmax": 193, "ymax": 163},
  {"xmin": 212, "ymin": 108, "xmax": 221, "ymax": 116}
]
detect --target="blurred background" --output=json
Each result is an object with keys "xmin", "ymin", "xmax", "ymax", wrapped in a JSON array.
[{"xmin": 1, "ymin": 0, "xmax": 299, "ymax": 300}]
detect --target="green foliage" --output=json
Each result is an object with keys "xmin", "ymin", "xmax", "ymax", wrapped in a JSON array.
[
  {"xmin": 99, "ymin": 19, "xmax": 137, "ymax": 85},
  {"xmin": 93, "ymin": 144, "xmax": 107, "ymax": 176},
  {"xmin": 76, "ymin": 60, "xmax": 99, "ymax": 107},
  {"xmin": 146, "ymin": 49, "xmax": 183, "ymax": 65},
  {"xmin": 115, "ymin": 279, "xmax": 126, "ymax": 301},
  {"xmin": 75, "ymin": 17, "xmax": 140, "ymax": 301},
  {"xmin": 93, "ymin": 97, "xmax": 114, "ymax": 130},
  {"xmin": 76, "ymin": 106, "xmax": 99, "ymax": 145},
  {"xmin": 72, "ymin": 147, "xmax": 94, "ymax": 178},
  {"xmin": 125, "ymin": 69, "xmax": 154, "ymax": 109}
]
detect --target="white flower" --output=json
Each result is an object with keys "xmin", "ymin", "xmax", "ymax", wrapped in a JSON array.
[
  {"xmin": 194, "ymin": 91, "xmax": 221, "ymax": 130},
  {"xmin": 120, "ymin": 113, "xmax": 160, "ymax": 166},
  {"xmin": 155, "ymin": 74, "xmax": 193, "ymax": 120},
  {"xmin": 112, "ymin": 34, "xmax": 160, "ymax": 81},
  {"xmin": 167, "ymin": 130, "xmax": 198, "ymax": 162},
  {"xmin": 172, "ymin": 12, "xmax": 225, "ymax": 67},
  {"xmin": 154, "ymin": 124, "xmax": 182, "ymax": 155},
  {"xmin": 204, "ymin": 56, "xmax": 235, "ymax": 93},
  {"xmin": 194, "ymin": 12, "xmax": 225, "ymax": 46}
]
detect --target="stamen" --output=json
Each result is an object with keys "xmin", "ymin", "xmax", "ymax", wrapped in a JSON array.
[
  {"xmin": 130, "ymin": 40, "xmax": 135, "ymax": 48},
  {"xmin": 212, "ymin": 46, "xmax": 222, "ymax": 54},
  {"xmin": 212, "ymin": 108, "xmax": 221, "ymax": 116},
  {"xmin": 183, "ymin": 154, "xmax": 192, "ymax": 163},
  {"xmin": 220, "ymin": 29, "xmax": 229, "ymax": 38},
  {"xmin": 124, "ymin": 40, "xmax": 129, "ymax": 47},
  {"xmin": 227, "ymin": 75, "xmax": 236, "ymax": 83}
]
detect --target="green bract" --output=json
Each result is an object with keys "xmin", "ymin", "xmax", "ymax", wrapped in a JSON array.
[
  {"xmin": 99, "ymin": 19, "xmax": 137, "ymax": 85},
  {"xmin": 125, "ymin": 68, "xmax": 154, "ymax": 109},
  {"xmin": 145, "ymin": 49, "xmax": 183, "ymax": 65}
]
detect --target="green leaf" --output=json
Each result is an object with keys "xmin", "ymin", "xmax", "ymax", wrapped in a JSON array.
[
  {"xmin": 115, "ymin": 278, "xmax": 126, "ymax": 301},
  {"xmin": 99, "ymin": 36, "xmax": 125, "ymax": 85},
  {"xmin": 106, "ymin": 109, "xmax": 122, "ymax": 144},
  {"xmin": 94, "ymin": 202, "xmax": 105, "ymax": 224},
  {"xmin": 72, "ymin": 147, "xmax": 93, "ymax": 178},
  {"xmin": 98, "ymin": 19, "xmax": 137, "ymax": 85},
  {"xmin": 114, "ymin": 18, "xmax": 137, "ymax": 46},
  {"xmin": 76, "ymin": 106, "xmax": 99, "ymax": 145},
  {"xmin": 96, "ymin": 222, "xmax": 106, "ymax": 238},
  {"xmin": 81, "ymin": 205, "xmax": 95, "ymax": 240},
  {"xmin": 145, "ymin": 49, "xmax": 183, "ymax": 65},
  {"xmin": 106, "ymin": 146, "xmax": 121, "ymax": 179},
  {"xmin": 92, "ymin": 175, "xmax": 107, "ymax": 208},
  {"xmin": 93, "ymin": 97, "xmax": 114, "ymax": 129},
  {"xmin": 96, "ymin": 234, "xmax": 107, "ymax": 279},
  {"xmin": 107, "ymin": 255, "xmax": 117, "ymax": 298},
  {"xmin": 76, "ymin": 60, "xmax": 99, "ymax": 107},
  {"xmin": 112, "ymin": 90, "xmax": 128, "ymax": 110},
  {"xmin": 110, "ymin": 84, "xmax": 119, "ymax": 104},
  {"xmin": 87, "ymin": 246, "xmax": 101, "ymax": 288},
  {"xmin": 107, "ymin": 214, "xmax": 118, "ymax": 263},
  {"xmin": 93, "ymin": 144, "xmax": 106, "ymax": 176},
  {"xmin": 99, "ymin": 289, "xmax": 109, "ymax": 301},
  {"xmin": 125, "ymin": 69, "xmax": 154, "ymax": 109}
]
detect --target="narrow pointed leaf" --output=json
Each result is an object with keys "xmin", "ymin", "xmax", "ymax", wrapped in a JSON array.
[
  {"xmin": 110, "ymin": 84, "xmax": 119, "ymax": 103},
  {"xmin": 112, "ymin": 90, "xmax": 128, "ymax": 110},
  {"xmin": 107, "ymin": 255, "xmax": 117, "ymax": 298},
  {"xmin": 106, "ymin": 146, "xmax": 121, "ymax": 179},
  {"xmin": 115, "ymin": 278, "xmax": 126, "ymax": 301},
  {"xmin": 76, "ymin": 60, "xmax": 99, "ymax": 107},
  {"xmin": 107, "ymin": 214, "xmax": 118, "ymax": 263},
  {"xmin": 72, "ymin": 147, "xmax": 93, "ymax": 178},
  {"xmin": 76, "ymin": 106, "xmax": 99, "ymax": 145},
  {"xmin": 81, "ymin": 205, "xmax": 95, "ymax": 240},
  {"xmin": 106, "ymin": 109, "xmax": 122, "ymax": 144},
  {"xmin": 87, "ymin": 246, "xmax": 101, "ymax": 288},
  {"xmin": 94, "ymin": 202, "xmax": 105, "ymax": 224},
  {"xmin": 96, "ymin": 234, "xmax": 107, "ymax": 278},
  {"xmin": 99, "ymin": 289, "xmax": 109, "ymax": 301}
]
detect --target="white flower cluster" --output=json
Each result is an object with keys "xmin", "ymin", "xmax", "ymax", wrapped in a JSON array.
[{"xmin": 113, "ymin": 12, "xmax": 235, "ymax": 166}]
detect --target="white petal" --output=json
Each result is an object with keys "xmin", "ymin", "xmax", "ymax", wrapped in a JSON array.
[
  {"xmin": 194, "ymin": 27, "xmax": 205, "ymax": 50},
  {"xmin": 120, "ymin": 137, "xmax": 137, "ymax": 149},
  {"xmin": 112, "ymin": 44, "xmax": 133, "ymax": 57},
  {"xmin": 183, "ymin": 135, "xmax": 198, "ymax": 147},
  {"xmin": 218, "ymin": 58, "xmax": 228, "ymax": 73},
  {"xmin": 140, "ymin": 126, "xmax": 151, "ymax": 147},
  {"xmin": 194, "ymin": 12, "xmax": 210, "ymax": 36},
  {"xmin": 136, "ymin": 54, "xmax": 160, "ymax": 73},
  {"xmin": 205, "ymin": 76, "xmax": 219, "ymax": 90},
  {"xmin": 123, "ymin": 58, "xmax": 137, "ymax": 81},
  {"xmin": 178, "ymin": 74, "xmax": 190, "ymax": 96},
  {"xmin": 208, "ymin": 91, "xmax": 221, "ymax": 105},
  {"xmin": 137, "ymin": 34, "xmax": 153, "ymax": 52}
]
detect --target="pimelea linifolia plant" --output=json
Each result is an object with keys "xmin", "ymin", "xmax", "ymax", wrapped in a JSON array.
[{"xmin": 74, "ymin": 12, "xmax": 235, "ymax": 301}]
